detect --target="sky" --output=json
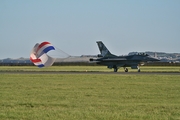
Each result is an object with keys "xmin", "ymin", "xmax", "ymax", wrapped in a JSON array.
[{"xmin": 0, "ymin": 0, "xmax": 180, "ymax": 59}]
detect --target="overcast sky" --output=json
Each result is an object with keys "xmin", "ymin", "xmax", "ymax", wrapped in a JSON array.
[{"xmin": 0, "ymin": 0, "xmax": 180, "ymax": 59}]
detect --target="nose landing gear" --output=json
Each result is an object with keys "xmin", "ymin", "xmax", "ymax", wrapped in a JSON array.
[{"xmin": 137, "ymin": 66, "xmax": 141, "ymax": 72}]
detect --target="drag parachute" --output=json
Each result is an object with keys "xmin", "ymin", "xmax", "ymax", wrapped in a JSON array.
[{"xmin": 30, "ymin": 42, "xmax": 56, "ymax": 68}]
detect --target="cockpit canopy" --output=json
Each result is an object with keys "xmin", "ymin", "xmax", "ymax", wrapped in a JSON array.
[{"xmin": 128, "ymin": 52, "xmax": 149, "ymax": 56}]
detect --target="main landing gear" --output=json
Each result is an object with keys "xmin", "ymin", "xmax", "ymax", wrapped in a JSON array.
[
  {"xmin": 113, "ymin": 66, "xmax": 141, "ymax": 72},
  {"xmin": 124, "ymin": 67, "xmax": 128, "ymax": 72},
  {"xmin": 123, "ymin": 67, "xmax": 141, "ymax": 72},
  {"xmin": 113, "ymin": 66, "xmax": 118, "ymax": 72}
]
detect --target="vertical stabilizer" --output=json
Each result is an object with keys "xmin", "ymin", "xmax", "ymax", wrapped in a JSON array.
[{"xmin": 96, "ymin": 41, "xmax": 117, "ymax": 57}]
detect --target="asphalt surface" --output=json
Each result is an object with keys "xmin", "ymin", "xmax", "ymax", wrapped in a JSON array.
[{"xmin": 0, "ymin": 71, "xmax": 180, "ymax": 75}]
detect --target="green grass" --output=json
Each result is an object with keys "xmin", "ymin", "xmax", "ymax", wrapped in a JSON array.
[
  {"xmin": 0, "ymin": 66, "xmax": 180, "ymax": 72},
  {"xmin": 0, "ymin": 73, "xmax": 180, "ymax": 119}
]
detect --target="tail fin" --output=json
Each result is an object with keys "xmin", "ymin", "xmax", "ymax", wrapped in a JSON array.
[{"xmin": 96, "ymin": 41, "xmax": 117, "ymax": 57}]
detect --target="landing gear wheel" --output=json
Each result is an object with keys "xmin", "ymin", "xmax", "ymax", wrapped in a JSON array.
[
  {"xmin": 114, "ymin": 67, "xmax": 118, "ymax": 72},
  {"xmin": 137, "ymin": 65, "xmax": 141, "ymax": 72},
  {"xmin": 124, "ymin": 68, "xmax": 128, "ymax": 72}
]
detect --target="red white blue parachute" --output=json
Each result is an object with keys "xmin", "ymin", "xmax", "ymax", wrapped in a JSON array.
[{"xmin": 30, "ymin": 42, "xmax": 56, "ymax": 67}]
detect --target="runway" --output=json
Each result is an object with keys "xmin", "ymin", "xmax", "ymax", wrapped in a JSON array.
[{"xmin": 0, "ymin": 71, "xmax": 180, "ymax": 75}]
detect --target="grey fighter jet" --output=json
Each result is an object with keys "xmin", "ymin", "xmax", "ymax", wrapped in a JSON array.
[{"xmin": 90, "ymin": 41, "xmax": 159, "ymax": 72}]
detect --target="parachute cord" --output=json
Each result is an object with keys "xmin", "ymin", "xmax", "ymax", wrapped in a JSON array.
[{"xmin": 54, "ymin": 46, "xmax": 71, "ymax": 58}]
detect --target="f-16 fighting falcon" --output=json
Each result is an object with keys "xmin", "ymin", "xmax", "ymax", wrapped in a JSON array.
[{"xmin": 90, "ymin": 41, "xmax": 160, "ymax": 72}]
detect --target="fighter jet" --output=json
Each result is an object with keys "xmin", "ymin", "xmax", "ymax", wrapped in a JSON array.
[{"xmin": 90, "ymin": 41, "xmax": 159, "ymax": 72}]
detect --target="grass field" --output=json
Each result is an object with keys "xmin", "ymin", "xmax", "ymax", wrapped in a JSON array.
[
  {"xmin": 0, "ymin": 66, "xmax": 180, "ymax": 72},
  {"xmin": 0, "ymin": 66, "xmax": 180, "ymax": 119}
]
